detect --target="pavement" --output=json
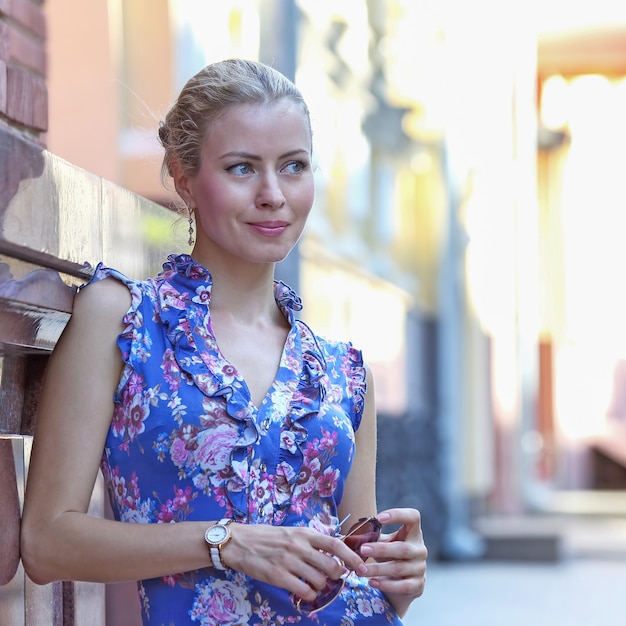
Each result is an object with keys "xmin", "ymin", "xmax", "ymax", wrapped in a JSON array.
[{"xmin": 402, "ymin": 515, "xmax": 626, "ymax": 626}]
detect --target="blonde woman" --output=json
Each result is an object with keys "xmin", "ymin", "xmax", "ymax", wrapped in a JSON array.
[{"xmin": 21, "ymin": 59, "xmax": 427, "ymax": 625}]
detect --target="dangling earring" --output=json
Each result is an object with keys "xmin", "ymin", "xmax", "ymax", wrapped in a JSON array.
[{"xmin": 187, "ymin": 205, "xmax": 195, "ymax": 246}]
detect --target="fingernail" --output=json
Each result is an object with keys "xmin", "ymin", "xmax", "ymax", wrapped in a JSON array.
[
  {"xmin": 378, "ymin": 512, "xmax": 390, "ymax": 522},
  {"xmin": 357, "ymin": 563, "xmax": 368, "ymax": 576},
  {"xmin": 360, "ymin": 545, "xmax": 373, "ymax": 556}
]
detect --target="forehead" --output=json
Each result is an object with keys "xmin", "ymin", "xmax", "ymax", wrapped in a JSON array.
[
  {"xmin": 205, "ymin": 100, "xmax": 312, "ymax": 149},
  {"xmin": 218, "ymin": 98, "xmax": 308, "ymax": 122}
]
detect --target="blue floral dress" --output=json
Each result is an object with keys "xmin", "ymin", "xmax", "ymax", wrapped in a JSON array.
[{"xmin": 89, "ymin": 254, "xmax": 403, "ymax": 626}]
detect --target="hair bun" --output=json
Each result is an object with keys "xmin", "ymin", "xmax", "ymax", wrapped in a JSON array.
[{"xmin": 158, "ymin": 122, "xmax": 168, "ymax": 146}]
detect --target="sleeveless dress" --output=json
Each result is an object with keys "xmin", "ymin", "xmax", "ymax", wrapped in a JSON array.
[{"xmin": 88, "ymin": 254, "xmax": 403, "ymax": 626}]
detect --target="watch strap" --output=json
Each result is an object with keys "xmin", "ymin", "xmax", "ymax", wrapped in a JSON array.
[{"xmin": 210, "ymin": 545, "xmax": 223, "ymax": 570}]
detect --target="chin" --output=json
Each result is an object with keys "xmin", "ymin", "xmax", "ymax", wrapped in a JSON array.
[{"xmin": 246, "ymin": 245, "xmax": 298, "ymax": 265}]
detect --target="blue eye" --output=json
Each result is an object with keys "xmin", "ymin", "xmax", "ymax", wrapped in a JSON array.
[
  {"xmin": 228, "ymin": 163, "xmax": 253, "ymax": 175},
  {"xmin": 284, "ymin": 160, "xmax": 308, "ymax": 174}
]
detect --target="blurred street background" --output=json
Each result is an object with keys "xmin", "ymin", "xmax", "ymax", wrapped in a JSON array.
[
  {"xmin": 3, "ymin": 0, "xmax": 626, "ymax": 623},
  {"xmin": 404, "ymin": 514, "xmax": 626, "ymax": 625},
  {"xmin": 42, "ymin": 0, "xmax": 626, "ymax": 622}
]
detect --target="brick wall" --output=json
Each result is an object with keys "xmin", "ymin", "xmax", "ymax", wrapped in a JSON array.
[
  {"xmin": 0, "ymin": 3, "xmax": 165, "ymax": 624},
  {"xmin": 0, "ymin": 0, "xmax": 47, "ymax": 141}
]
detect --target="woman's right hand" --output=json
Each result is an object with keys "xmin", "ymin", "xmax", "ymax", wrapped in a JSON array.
[{"xmin": 221, "ymin": 522, "xmax": 368, "ymax": 602}]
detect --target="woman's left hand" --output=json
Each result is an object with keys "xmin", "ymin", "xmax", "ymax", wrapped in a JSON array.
[{"xmin": 359, "ymin": 507, "xmax": 427, "ymax": 617}]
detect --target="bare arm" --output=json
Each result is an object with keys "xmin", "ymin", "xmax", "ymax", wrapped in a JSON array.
[
  {"xmin": 20, "ymin": 279, "xmax": 367, "ymax": 602},
  {"xmin": 340, "ymin": 365, "xmax": 428, "ymax": 617},
  {"xmin": 20, "ymin": 278, "xmax": 213, "ymax": 584},
  {"xmin": 338, "ymin": 365, "xmax": 379, "ymax": 525}
]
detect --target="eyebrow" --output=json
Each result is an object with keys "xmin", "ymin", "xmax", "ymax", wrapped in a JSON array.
[{"xmin": 219, "ymin": 149, "xmax": 310, "ymax": 161}]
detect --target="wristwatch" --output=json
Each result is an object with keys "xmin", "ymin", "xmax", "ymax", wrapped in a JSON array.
[{"xmin": 204, "ymin": 518, "xmax": 233, "ymax": 570}]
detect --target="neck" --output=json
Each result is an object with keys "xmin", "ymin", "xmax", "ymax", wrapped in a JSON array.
[
  {"xmin": 191, "ymin": 251, "xmax": 281, "ymax": 324},
  {"xmin": 211, "ymin": 277, "xmax": 281, "ymax": 325}
]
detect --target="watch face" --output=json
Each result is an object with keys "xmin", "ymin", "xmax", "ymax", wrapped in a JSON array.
[{"xmin": 206, "ymin": 524, "xmax": 228, "ymax": 544}]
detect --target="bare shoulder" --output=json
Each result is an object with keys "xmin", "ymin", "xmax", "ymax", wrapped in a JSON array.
[
  {"xmin": 23, "ymin": 277, "xmax": 134, "ymax": 532},
  {"xmin": 53, "ymin": 277, "xmax": 132, "ymax": 361},
  {"xmin": 72, "ymin": 277, "xmax": 132, "ymax": 323}
]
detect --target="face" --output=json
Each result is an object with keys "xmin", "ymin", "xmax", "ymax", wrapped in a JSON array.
[{"xmin": 179, "ymin": 99, "xmax": 314, "ymax": 266}]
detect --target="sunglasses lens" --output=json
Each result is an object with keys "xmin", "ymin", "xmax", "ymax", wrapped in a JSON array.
[
  {"xmin": 343, "ymin": 518, "xmax": 382, "ymax": 556},
  {"xmin": 295, "ymin": 578, "xmax": 345, "ymax": 615},
  {"xmin": 293, "ymin": 517, "xmax": 381, "ymax": 615}
]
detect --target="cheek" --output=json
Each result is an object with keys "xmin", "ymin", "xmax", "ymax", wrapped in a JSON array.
[
  {"xmin": 193, "ymin": 178, "xmax": 231, "ymax": 212},
  {"xmin": 294, "ymin": 181, "xmax": 315, "ymax": 217},
  {"xmin": 193, "ymin": 182, "xmax": 243, "ymax": 237}
]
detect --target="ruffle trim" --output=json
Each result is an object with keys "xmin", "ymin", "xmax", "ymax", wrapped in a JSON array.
[
  {"xmin": 155, "ymin": 254, "xmax": 327, "ymax": 523},
  {"xmin": 344, "ymin": 343, "xmax": 367, "ymax": 431},
  {"xmin": 82, "ymin": 263, "xmax": 146, "ymax": 401},
  {"xmin": 91, "ymin": 254, "xmax": 366, "ymax": 525}
]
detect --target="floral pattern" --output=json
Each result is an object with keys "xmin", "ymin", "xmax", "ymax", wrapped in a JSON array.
[{"xmin": 89, "ymin": 254, "xmax": 402, "ymax": 625}]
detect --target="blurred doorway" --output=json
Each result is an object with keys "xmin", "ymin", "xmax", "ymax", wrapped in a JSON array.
[{"xmin": 535, "ymin": 22, "xmax": 626, "ymax": 512}]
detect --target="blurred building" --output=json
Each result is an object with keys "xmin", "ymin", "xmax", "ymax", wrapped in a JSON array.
[
  {"xmin": 535, "ymin": 10, "xmax": 626, "ymax": 510},
  {"xmin": 45, "ymin": 0, "xmax": 626, "ymax": 539},
  {"xmin": 46, "ymin": 0, "xmax": 458, "ymax": 562},
  {"xmin": 3, "ymin": 0, "xmax": 626, "ymax": 623}
]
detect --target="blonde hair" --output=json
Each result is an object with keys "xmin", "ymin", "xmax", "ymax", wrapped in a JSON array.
[{"xmin": 158, "ymin": 59, "xmax": 310, "ymax": 181}]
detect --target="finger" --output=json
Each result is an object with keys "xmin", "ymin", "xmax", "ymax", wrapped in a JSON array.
[
  {"xmin": 361, "ymin": 535, "xmax": 428, "ymax": 565},
  {"xmin": 290, "ymin": 547, "xmax": 350, "ymax": 601},
  {"xmin": 237, "ymin": 528, "xmax": 341, "ymax": 595},
  {"xmin": 295, "ymin": 561, "xmax": 336, "ymax": 596},
  {"xmin": 254, "ymin": 548, "xmax": 339, "ymax": 600},
  {"xmin": 377, "ymin": 507, "xmax": 423, "ymax": 536},
  {"xmin": 289, "ymin": 572, "xmax": 325, "ymax": 602},
  {"xmin": 282, "ymin": 534, "xmax": 354, "ymax": 596},
  {"xmin": 250, "ymin": 555, "xmax": 322, "ymax": 601},
  {"xmin": 311, "ymin": 534, "xmax": 368, "ymax": 576},
  {"xmin": 365, "ymin": 552, "xmax": 427, "ymax": 582},
  {"xmin": 361, "ymin": 535, "xmax": 428, "ymax": 561},
  {"xmin": 304, "ymin": 550, "xmax": 345, "ymax": 584},
  {"xmin": 369, "ymin": 572, "xmax": 426, "ymax": 599}
]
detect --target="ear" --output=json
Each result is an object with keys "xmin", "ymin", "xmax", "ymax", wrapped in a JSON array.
[{"xmin": 171, "ymin": 158, "xmax": 195, "ymax": 207}]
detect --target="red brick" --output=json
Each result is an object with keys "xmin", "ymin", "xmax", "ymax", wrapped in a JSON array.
[
  {"xmin": 7, "ymin": 20, "xmax": 45, "ymax": 76},
  {"xmin": 6, "ymin": 64, "xmax": 33, "ymax": 126},
  {"xmin": 31, "ymin": 68, "xmax": 47, "ymax": 131},
  {"xmin": 6, "ymin": 0, "xmax": 46, "ymax": 39},
  {"xmin": 0, "ymin": 2, "xmax": 46, "ymax": 140},
  {"xmin": 0, "ymin": 58, "xmax": 6, "ymax": 114},
  {"xmin": 0, "ymin": 22, "xmax": 8, "ymax": 62}
]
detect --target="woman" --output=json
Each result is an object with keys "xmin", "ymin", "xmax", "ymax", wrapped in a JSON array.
[{"xmin": 21, "ymin": 59, "xmax": 427, "ymax": 625}]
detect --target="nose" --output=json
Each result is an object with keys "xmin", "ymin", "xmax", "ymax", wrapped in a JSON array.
[{"xmin": 256, "ymin": 173, "xmax": 286, "ymax": 209}]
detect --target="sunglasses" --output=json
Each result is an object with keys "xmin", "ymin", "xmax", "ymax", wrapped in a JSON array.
[{"xmin": 293, "ymin": 516, "xmax": 382, "ymax": 616}]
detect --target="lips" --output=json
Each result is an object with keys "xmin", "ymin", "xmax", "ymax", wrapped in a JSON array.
[{"xmin": 248, "ymin": 221, "xmax": 289, "ymax": 237}]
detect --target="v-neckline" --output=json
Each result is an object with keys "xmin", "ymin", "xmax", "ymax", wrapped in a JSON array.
[
  {"xmin": 162, "ymin": 253, "xmax": 306, "ymax": 414},
  {"xmin": 201, "ymin": 318, "xmax": 301, "ymax": 416}
]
